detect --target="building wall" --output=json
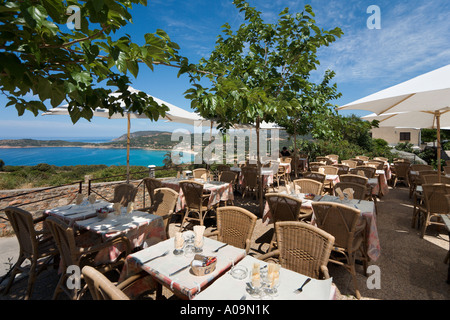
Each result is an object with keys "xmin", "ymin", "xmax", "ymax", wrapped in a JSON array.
[{"xmin": 370, "ymin": 127, "xmax": 421, "ymax": 147}]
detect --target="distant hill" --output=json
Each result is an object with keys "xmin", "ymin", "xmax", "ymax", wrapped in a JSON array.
[{"xmin": 0, "ymin": 129, "xmax": 298, "ymax": 150}]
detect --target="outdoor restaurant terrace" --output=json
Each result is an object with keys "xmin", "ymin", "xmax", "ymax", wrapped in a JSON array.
[{"xmin": 0, "ymin": 155, "xmax": 449, "ymax": 301}]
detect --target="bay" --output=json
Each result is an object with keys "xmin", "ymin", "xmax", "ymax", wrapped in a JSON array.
[{"xmin": 0, "ymin": 147, "xmax": 192, "ymax": 167}]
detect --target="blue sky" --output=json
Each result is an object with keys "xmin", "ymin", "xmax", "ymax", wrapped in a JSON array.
[{"xmin": 1, "ymin": 0, "xmax": 450, "ymax": 139}]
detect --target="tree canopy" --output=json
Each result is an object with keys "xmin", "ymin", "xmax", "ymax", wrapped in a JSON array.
[
  {"xmin": 185, "ymin": 0, "xmax": 343, "ymax": 133},
  {"xmin": 0, "ymin": 0, "xmax": 186, "ymax": 123}
]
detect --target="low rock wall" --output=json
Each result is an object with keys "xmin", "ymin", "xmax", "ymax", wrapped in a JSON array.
[{"xmin": 0, "ymin": 179, "xmax": 152, "ymax": 237}]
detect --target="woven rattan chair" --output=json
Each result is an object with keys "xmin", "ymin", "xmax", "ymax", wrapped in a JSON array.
[
  {"xmin": 192, "ymin": 168, "xmax": 210, "ymax": 181},
  {"xmin": 265, "ymin": 193, "xmax": 306, "ymax": 252},
  {"xmin": 355, "ymin": 155, "xmax": 369, "ymax": 162},
  {"xmin": 350, "ymin": 166, "xmax": 376, "ymax": 178},
  {"xmin": 311, "ymin": 202, "xmax": 368, "ymax": 299},
  {"xmin": 421, "ymin": 174, "xmax": 450, "ymax": 184},
  {"xmin": 326, "ymin": 154, "xmax": 339, "ymax": 163},
  {"xmin": 366, "ymin": 161, "xmax": 384, "ymax": 170},
  {"xmin": 46, "ymin": 216, "xmax": 131, "ymax": 300},
  {"xmin": 303, "ymin": 171, "xmax": 326, "ymax": 184},
  {"xmin": 315, "ymin": 156, "xmax": 333, "ymax": 165},
  {"xmin": 340, "ymin": 174, "xmax": 368, "ymax": 186},
  {"xmin": 113, "ymin": 183, "xmax": 138, "ymax": 207},
  {"xmin": 319, "ymin": 166, "xmax": 339, "ymax": 175},
  {"xmin": 373, "ymin": 157, "xmax": 388, "ymax": 162},
  {"xmin": 143, "ymin": 178, "xmax": 162, "ymax": 206},
  {"xmin": 179, "ymin": 180, "xmax": 212, "ymax": 230},
  {"xmin": 150, "ymin": 187, "xmax": 179, "ymax": 237},
  {"xmin": 205, "ymin": 206, "xmax": 257, "ymax": 254},
  {"xmin": 293, "ymin": 178, "xmax": 324, "ymax": 195},
  {"xmin": 333, "ymin": 164, "xmax": 350, "ymax": 176},
  {"xmin": 309, "ymin": 162, "xmax": 324, "ymax": 172},
  {"xmin": 82, "ymin": 266, "xmax": 152, "ymax": 300},
  {"xmin": 391, "ymin": 161, "xmax": 410, "ymax": 188},
  {"xmin": 242, "ymin": 167, "xmax": 259, "ymax": 199},
  {"xmin": 444, "ymin": 166, "xmax": 450, "ymax": 175},
  {"xmin": 418, "ymin": 184, "xmax": 450, "ymax": 238},
  {"xmin": 342, "ymin": 160, "xmax": 358, "ymax": 169},
  {"xmin": 2, "ymin": 207, "xmax": 59, "ymax": 300},
  {"xmin": 350, "ymin": 158, "xmax": 365, "ymax": 166},
  {"xmin": 82, "ymin": 266, "xmax": 129, "ymax": 300},
  {"xmin": 410, "ymin": 164, "xmax": 433, "ymax": 172},
  {"xmin": 334, "ymin": 182, "xmax": 367, "ymax": 200},
  {"xmin": 219, "ymin": 170, "xmax": 237, "ymax": 184},
  {"xmin": 259, "ymin": 221, "xmax": 335, "ymax": 279}
]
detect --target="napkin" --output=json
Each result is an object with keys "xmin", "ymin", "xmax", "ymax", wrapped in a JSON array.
[
  {"xmin": 193, "ymin": 225, "xmax": 205, "ymax": 248},
  {"xmin": 126, "ymin": 202, "xmax": 134, "ymax": 214},
  {"xmin": 318, "ymin": 167, "xmax": 325, "ymax": 174},
  {"xmin": 285, "ymin": 183, "xmax": 292, "ymax": 194},
  {"xmin": 174, "ymin": 232, "xmax": 184, "ymax": 250},
  {"xmin": 343, "ymin": 188, "xmax": 354, "ymax": 200},
  {"xmin": 335, "ymin": 187, "xmax": 345, "ymax": 200},
  {"xmin": 113, "ymin": 202, "xmax": 122, "ymax": 216},
  {"xmin": 251, "ymin": 263, "xmax": 261, "ymax": 288},
  {"xmin": 75, "ymin": 193, "xmax": 84, "ymax": 205}
]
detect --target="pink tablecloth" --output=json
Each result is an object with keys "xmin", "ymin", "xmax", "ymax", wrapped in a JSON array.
[
  {"xmin": 263, "ymin": 193, "xmax": 380, "ymax": 262},
  {"xmin": 119, "ymin": 235, "xmax": 246, "ymax": 299}
]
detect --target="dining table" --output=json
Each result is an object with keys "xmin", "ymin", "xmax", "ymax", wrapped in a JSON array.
[
  {"xmin": 161, "ymin": 178, "xmax": 234, "ymax": 212},
  {"xmin": 45, "ymin": 201, "xmax": 167, "ymax": 265},
  {"xmin": 193, "ymin": 255, "xmax": 336, "ymax": 300},
  {"xmin": 118, "ymin": 232, "xmax": 247, "ymax": 300},
  {"xmin": 262, "ymin": 192, "xmax": 381, "ymax": 262}
]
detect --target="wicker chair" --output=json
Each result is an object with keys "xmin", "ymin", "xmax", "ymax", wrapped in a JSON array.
[
  {"xmin": 242, "ymin": 167, "xmax": 259, "ymax": 199},
  {"xmin": 45, "ymin": 216, "xmax": 131, "ymax": 300},
  {"xmin": 373, "ymin": 157, "xmax": 388, "ymax": 162},
  {"xmin": 355, "ymin": 155, "xmax": 369, "ymax": 162},
  {"xmin": 350, "ymin": 166, "xmax": 376, "ymax": 178},
  {"xmin": 309, "ymin": 162, "xmax": 324, "ymax": 172},
  {"xmin": 82, "ymin": 266, "xmax": 130, "ymax": 300},
  {"xmin": 422, "ymin": 174, "xmax": 450, "ymax": 184},
  {"xmin": 2, "ymin": 207, "xmax": 59, "ymax": 300},
  {"xmin": 303, "ymin": 171, "xmax": 326, "ymax": 184},
  {"xmin": 340, "ymin": 174, "xmax": 368, "ymax": 186},
  {"xmin": 258, "ymin": 221, "xmax": 335, "ymax": 279},
  {"xmin": 179, "ymin": 180, "xmax": 212, "ymax": 230},
  {"xmin": 333, "ymin": 164, "xmax": 350, "ymax": 176},
  {"xmin": 326, "ymin": 154, "xmax": 339, "ymax": 163},
  {"xmin": 113, "ymin": 183, "xmax": 138, "ymax": 207},
  {"xmin": 205, "ymin": 206, "xmax": 257, "ymax": 254},
  {"xmin": 192, "ymin": 168, "xmax": 210, "ymax": 181},
  {"xmin": 319, "ymin": 166, "xmax": 339, "ymax": 175},
  {"xmin": 311, "ymin": 202, "xmax": 368, "ymax": 299},
  {"xmin": 293, "ymin": 178, "xmax": 324, "ymax": 195},
  {"xmin": 143, "ymin": 178, "xmax": 162, "ymax": 206},
  {"xmin": 391, "ymin": 161, "xmax": 410, "ymax": 188},
  {"xmin": 341, "ymin": 160, "xmax": 358, "ymax": 169},
  {"xmin": 265, "ymin": 193, "xmax": 306, "ymax": 252},
  {"xmin": 315, "ymin": 157, "xmax": 333, "ymax": 165},
  {"xmin": 410, "ymin": 164, "xmax": 433, "ymax": 172},
  {"xmin": 350, "ymin": 158, "xmax": 365, "ymax": 166},
  {"xmin": 444, "ymin": 166, "xmax": 450, "ymax": 175},
  {"xmin": 366, "ymin": 161, "xmax": 384, "ymax": 170},
  {"xmin": 334, "ymin": 182, "xmax": 367, "ymax": 200},
  {"xmin": 82, "ymin": 266, "xmax": 152, "ymax": 300},
  {"xmin": 418, "ymin": 184, "xmax": 450, "ymax": 238},
  {"xmin": 150, "ymin": 188, "xmax": 179, "ymax": 237}
]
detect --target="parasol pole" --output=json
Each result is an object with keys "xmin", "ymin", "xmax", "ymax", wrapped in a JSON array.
[
  {"xmin": 436, "ymin": 111, "xmax": 442, "ymax": 182},
  {"xmin": 127, "ymin": 113, "xmax": 131, "ymax": 183}
]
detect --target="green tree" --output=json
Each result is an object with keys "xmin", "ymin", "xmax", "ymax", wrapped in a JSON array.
[
  {"xmin": 0, "ymin": 0, "xmax": 186, "ymax": 123},
  {"xmin": 185, "ymin": 0, "xmax": 342, "ymax": 211}
]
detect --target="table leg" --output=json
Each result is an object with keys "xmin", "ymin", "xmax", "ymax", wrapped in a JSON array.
[{"xmin": 447, "ymin": 231, "xmax": 450, "ymax": 285}]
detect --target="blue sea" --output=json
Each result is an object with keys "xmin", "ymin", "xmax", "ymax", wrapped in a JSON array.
[{"xmin": 0, "ymin": 138, "xmax": 192, "ymax": 167}]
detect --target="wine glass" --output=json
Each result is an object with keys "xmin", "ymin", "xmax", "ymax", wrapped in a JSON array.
[{"xmin": 88, "ymin": 194, "xmax": 96, "ymax": 210}]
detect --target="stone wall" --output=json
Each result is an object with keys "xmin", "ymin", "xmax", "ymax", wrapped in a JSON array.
[{"xmin": 0, "ymin": 179, "xmax": 152, "ymax": 237}]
